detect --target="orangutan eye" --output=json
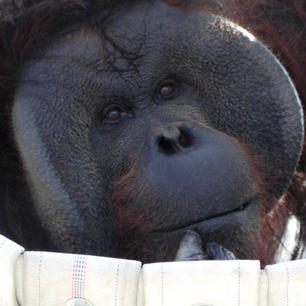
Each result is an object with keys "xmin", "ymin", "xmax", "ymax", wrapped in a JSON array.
[
  {"xmin": 158, "ymin": 80, "xmax": 177, "ymax": 98},
  {"xmin": 104, "ymin": 106, "xmax": 127, "ymax": 122},
  {"xmin": 160, "ymin": 84, "xmax": 175, "ymax": 96}
]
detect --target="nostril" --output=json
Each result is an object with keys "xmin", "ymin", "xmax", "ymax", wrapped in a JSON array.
[
  {"xmin": 158, "ymin": 136, "xmax": 178, "ymax": 155},
  {"xmin": 178, "ymin": 127, "xmax": 193, "ymax": 148}
]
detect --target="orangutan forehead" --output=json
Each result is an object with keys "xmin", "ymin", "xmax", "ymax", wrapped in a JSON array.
[{"xmin": 26, "ymin": 1, "xmax": 256, "ymax": 76}]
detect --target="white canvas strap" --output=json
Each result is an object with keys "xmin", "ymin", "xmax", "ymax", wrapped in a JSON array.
[
  {"xmin": 0, "ymin": 235, "xmax": 305, "ymax": 306},
  {"xmin": 19, "ymin": 251, "xmax": 141, "ymax": 306},
  {"xmin": 264, "ymin": 259, "xmax": 306, "ymax": 306},
  {"xmin": 141, "ymin": 260, "xmax": 306, "ymax": 306},
  {"xmin": 141, "ymin": 260, "xmax": 260, "ymax": 306}
]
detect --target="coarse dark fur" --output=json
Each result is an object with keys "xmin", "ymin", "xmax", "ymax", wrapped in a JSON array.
[{"xmin": 0, "ymin": 0, "xmax": 305, "ymax": 265}]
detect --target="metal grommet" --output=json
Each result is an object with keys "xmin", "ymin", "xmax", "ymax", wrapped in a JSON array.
[{"xmin": 66, "ymin": 298, "xmax": 94, "ymax": 306}]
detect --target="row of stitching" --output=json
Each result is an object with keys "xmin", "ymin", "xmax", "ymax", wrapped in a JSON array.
[
  {"xmin": 267, "ymin": 268, "xmax": 270, "ymax": 306},
  {"xmin": 285, "ymin": 263, "xmax": 289, "ymax": 306},
  {"xmin": 38, "ymin": 252, "xmax": 43, "ymax": 306},
  {"xmin": 161, "ymin": 264, "xmax": 164, "ymax": 306},
  {"xmin": 72, "ymin": 255, "xmax": 88, "ymax": 299},
  {"xmin": 238, "ymin": 261, "xmax": 241, "ymax": 306},
  {"xmin": 114, "ymin": 260, "xmax": 121, "ymax": 306}
]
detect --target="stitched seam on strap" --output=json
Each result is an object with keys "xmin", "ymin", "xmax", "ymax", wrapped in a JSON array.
[
  {"xmin": 267, "ymin": 270, "xmax": 270, "ymax": 306},
  {"xmin": 72, "ymin": 255, "xmax": 88, "ymax": 299},
  {"xmin": 83, "ymin": 258, "xmax": 88, "ymax": 298},
  {"xmin": 38, "ymin": 252, "xmax": 43, "ymax": 306},
  {"xmin": 161, "ymin": 264, "xmax": 164, "ymax": 306},
  {"xmin": 285, "ymin": 263, "xmax": 289, "ymax": 306},
  {"xmin": 114, "ymin": 260, "xmax": 121, "ymax": 306},
  {"xmin": 238, "ymin": 261, "xmax": 241, "ymax": 306}
]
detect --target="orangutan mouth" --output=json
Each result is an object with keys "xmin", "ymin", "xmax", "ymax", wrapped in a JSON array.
[{"xmin": 155, "ymin": 197, "xmax": 255, "ymax": 233}]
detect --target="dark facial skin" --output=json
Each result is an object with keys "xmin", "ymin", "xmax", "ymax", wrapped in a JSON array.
[{"xmin": 12, "ymin": 0, "xmax": 303, "ymax": 263}]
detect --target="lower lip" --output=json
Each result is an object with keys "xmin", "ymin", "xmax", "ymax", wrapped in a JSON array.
[{"xmin": 154, "ymin": 197, "xmax": 256, "ymax": 233}]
